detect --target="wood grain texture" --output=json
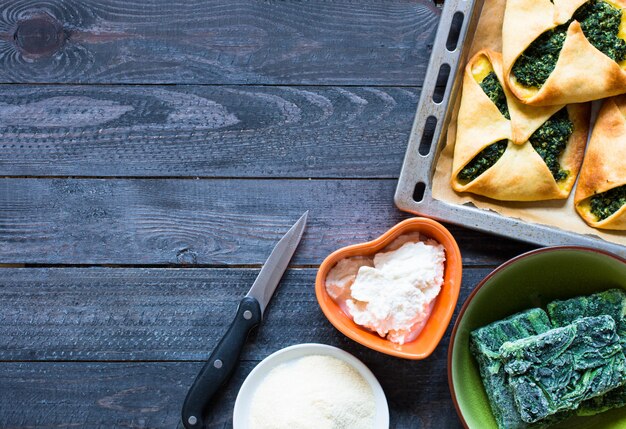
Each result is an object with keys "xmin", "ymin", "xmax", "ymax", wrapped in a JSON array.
[
  {"xmin": 0, "ymin": 0, "xmax": 439, "ymax": 85},
  {"xmin": 0, "ymin": 1, "xmax": 520, "ymax": 428},
  {"xmin": 0, "ymin": 359, "xmax": 463, "ymax": 429},
  {"xmin": 0, "ymin": 85, "xmax": 418, "ymax": 178},
  {"xmin": 0, "ymin": 267, "xmax": 491, "ymax": 361},
  {"xmin": 0, "ymin": 265, "xmax": 476, "ymax": 429},
  {"xmin": 0, "ymin": 178, "xmax": 534, "ymax": 266}
]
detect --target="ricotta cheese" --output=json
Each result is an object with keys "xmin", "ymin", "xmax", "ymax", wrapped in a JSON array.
[
  {"xmin": 374, "ymin": 241, "xmax": 445, "ymax": 303},
  {"xmin": 326, "ymin": 237, "xmax": 446, "ymax": 345},
  {"xmin": 347, "ymin": 266, "xmax": 428, "ymax": 343},
  {"xmin": 325, "ymin": 256, "xmax": 373, "ymax": 301}
]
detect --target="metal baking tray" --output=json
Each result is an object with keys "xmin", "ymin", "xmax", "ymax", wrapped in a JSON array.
[{"xmin": 394, "ymin": 0, "xmax": 626, "ymax": 258}]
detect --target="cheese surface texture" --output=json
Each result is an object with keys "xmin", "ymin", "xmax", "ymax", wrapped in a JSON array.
[
  {"xmin": 326, "ymin": 237, "xmax": 446, "ymax": 344},
  {"xmin": 249, "ymin": 355, "xmax": 375, "ymax": 429}
]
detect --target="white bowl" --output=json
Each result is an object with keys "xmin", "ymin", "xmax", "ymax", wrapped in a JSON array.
[{"xmin": 233, "ymin": 343, "xmax": 390, "ymax": 429}]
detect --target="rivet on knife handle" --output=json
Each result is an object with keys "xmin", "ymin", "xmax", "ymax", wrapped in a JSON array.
[{"xmin": 181, "ymin": 296, "xmax": 262, "ymax": 429}]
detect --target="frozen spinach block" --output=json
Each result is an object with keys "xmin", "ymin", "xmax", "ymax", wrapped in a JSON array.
[
  {"xmin": 501, "ymin": 315, "xmax": 626, "ymax": 424},
  {"xmin": 548, "ymin": 289, "xmax": 626, "ymax": 342},
  {"xmin": 470, "ymin": 308, "xmax": 553, "ymax": 429},
  {"xmin": 577, "ymin": 386, "xmax": 626, "ymax": 416},
  {"xmin": 548, "ymin": 289, "xmax": 626, "ymax": 415}
]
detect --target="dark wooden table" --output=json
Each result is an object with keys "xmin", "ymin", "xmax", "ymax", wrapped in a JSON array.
[{"xmin": 0, "ymin": 1, "xmax": 536, "ymax": 428}]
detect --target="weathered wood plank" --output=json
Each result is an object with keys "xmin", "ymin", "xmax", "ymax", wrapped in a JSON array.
[
  {"xmin": 0, "ymin": 359, "xmax": 462, "ymax": 429},
  {"xmin": 0, "ymin": 267, "xmax": 491, "ymax": 361},
  {"xmin": 0, "ymin": 265, "xmax": 469, "ymax": 427},
  {"xmin": 0, "ymin": 85, "xmax": 418, "ymax": 178},
  {"xmin": 0, "ymin": 0, "xmax": 439, "ymax": 85},
  {"xmin": 0, "ymin": 179, "xmax": 534, "ymax": 266}
]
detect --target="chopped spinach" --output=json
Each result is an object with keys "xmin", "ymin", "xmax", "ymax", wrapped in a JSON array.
[
  {"xmin": 512, "ymin": 25, "xmax": 568, "ymax": 88},
  {"xmin": 512, "ymin": 0, "xmax": 626, "ymax": 88},
  {"xmin": 576, "ymin": 0, "xmax": 626, "ymax": 62},
  {"xmin": 480, "ymin": 72, "xmax": 510, "ymax": 119},
  {"xmin": 528, "ymin": 108, "xmax": 573, "ymax": 181},
  {"xmin": 590, "ymin": 184, "xmax": 626, "ymax": 220},
  {"xmin": 458, "ymin": 140, "xmax": 507, "ymax": 182}
]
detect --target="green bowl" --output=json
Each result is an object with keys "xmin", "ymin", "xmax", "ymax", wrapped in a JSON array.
[{"xmin": 448, "ymin": 246, "xmax": 626, "ymax": 429}]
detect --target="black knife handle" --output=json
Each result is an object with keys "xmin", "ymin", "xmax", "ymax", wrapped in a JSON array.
[{"xmin": 181, "ymin": 296, "xmax": 262, "ymax": 429}]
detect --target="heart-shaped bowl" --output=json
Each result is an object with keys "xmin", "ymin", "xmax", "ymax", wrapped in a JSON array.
[
  {"xmin": 315, "ymin": 217, "xmax": 463, "ymax": 359},
  {"xmin": 448, "ymin": 246, "xmax": 626, "ymax": 429}
]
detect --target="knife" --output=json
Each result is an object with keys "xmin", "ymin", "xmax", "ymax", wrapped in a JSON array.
[{"xmin": 179, "ymin": 211, "xmax": 308, "ymax": 429}]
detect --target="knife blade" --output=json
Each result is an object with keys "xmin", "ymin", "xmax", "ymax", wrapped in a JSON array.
[{"xmin": 180, "ymin": 212, "xmax": 308, "ymax": 429}]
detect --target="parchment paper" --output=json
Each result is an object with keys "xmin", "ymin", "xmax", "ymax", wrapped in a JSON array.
[{"xmin": 431, "ymin": 0, "xmax": 626, "ymax": 246}]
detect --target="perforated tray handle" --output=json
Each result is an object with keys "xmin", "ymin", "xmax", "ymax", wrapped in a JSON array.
[{"xmin": 395, "ymin": 0, "xmax": 482, "ymax": 206}]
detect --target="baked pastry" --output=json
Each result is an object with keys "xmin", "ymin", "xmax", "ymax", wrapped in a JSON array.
[
  {"xmin": 451, "ymin": 50, "xmax": 590, "ymax": 201},
  {"xmin": 575, "ymin": 96, "xmax": 626, "ymax": 230},
  {"xmin": 503, "ymin": 0, "xmax": 626, "ymax": 106}
]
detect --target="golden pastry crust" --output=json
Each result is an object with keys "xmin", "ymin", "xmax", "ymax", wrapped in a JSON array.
[
  {"xmin": 503, "ymin": 0, "xmax": 626, "ymax": 106},
  {"xmin": 451, "ymin": 50, "xmax": 590, "ymax": 201},
  {"xmin": 575, "ymin": 96, "xmax": 626, "ymax": 230},
  {"xmin": 560, "ymin": 103, "xmax": 591, "ymax": 194}
]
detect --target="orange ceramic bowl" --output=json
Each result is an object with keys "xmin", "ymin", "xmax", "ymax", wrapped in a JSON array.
[{"xmin": 315, "ymin": 217, "xmax": 462, "ymax": 359}]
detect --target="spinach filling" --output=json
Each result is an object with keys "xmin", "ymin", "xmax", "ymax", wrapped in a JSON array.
[
  {"xmin": 590, "ymin": 185, "xmax": 626, "ymax": 220},
  {"xmin": 458, "ymin": 72, "xmax": 508, "ymax": 182},
  {"xmin": 512, "ymin": 0, "xmax": 626, "ymax": 88},
  {"xmin": 458, "ymin": 141, "xmax": 508, "ymax": 182},
  {"xmin": 528, "ymin": 108, "xmax": 573, "ymax": 181},
  {"xmin": 512, "ymin": 25, "xmax": 568, "ymax": 88},
  {"xmin": 577, "ymin": 0, "xmax": 626, "ymax": 62},
  {"xmin": 479, "ymin": 72, "xmax": 510, "ymax": 119}
]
